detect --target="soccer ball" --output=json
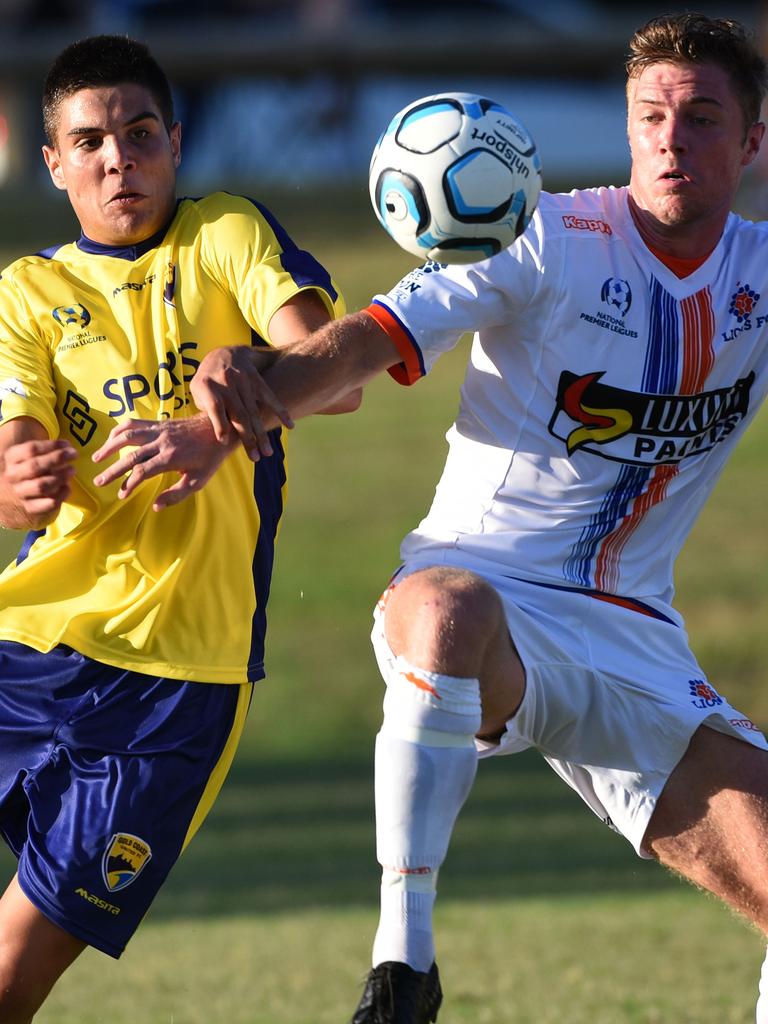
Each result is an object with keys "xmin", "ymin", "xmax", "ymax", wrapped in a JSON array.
[{"xmin": 369, "ymin": 92, "xmax": 542, "ymax": 264}]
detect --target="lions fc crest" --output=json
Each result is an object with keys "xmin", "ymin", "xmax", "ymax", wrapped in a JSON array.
[{"xmin": 102, "ymin": 833, "xmax": 152, "ymax": 892}]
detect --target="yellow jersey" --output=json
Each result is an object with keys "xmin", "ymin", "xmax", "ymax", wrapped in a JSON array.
[{"xmin": 0, "ymin": 191, "xmax": 344, "ymax": 683}]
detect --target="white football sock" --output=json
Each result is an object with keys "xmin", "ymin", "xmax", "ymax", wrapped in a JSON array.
[
  {"xmin": 371, "ymin": 656, "xmax": 482, "ymax": 972},
  {"xmin": 756, "ymin": 947, "xmax": 768, "ymax": 1023}
]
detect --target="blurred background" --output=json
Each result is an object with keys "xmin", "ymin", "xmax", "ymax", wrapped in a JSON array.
[
  {"xmin": 1, "ymin": 5, "xmax": 768, "ymax": 1021},
  {"xmin": 0, "ymin": 0, "xmax": 765, "ymax": 211}
]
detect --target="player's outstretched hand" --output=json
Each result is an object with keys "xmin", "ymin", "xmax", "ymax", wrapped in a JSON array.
[
  {"xmin": 0, "ymin": 438, "xmax": 77, "ymax": 529},
  {"xmin": 92, "ymin": 415, "xmax": 237, "ymax": 510},
  {"xmin": 190, "ymin": 345, "xmax": 294, "ymax": 461}
]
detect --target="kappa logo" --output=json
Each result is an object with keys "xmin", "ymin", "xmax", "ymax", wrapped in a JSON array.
[
  {"xmin": 52, "ymin": 303, "xmax": 91, "ymax": 329},
  {"xmin": 601, "ymin": 277, "xmax": 632, "ymax": 318},
  {"xmin": 102, "ymin": 833, "xmax": 152, "ymax": 892},
  {"xmin": 689, "ymin": 679, "xmax": 723, "ymax": 709},
  {"xmin": 562, "ymin": 215, "xmax": 612, "ymax": 236},
  {"xmin": 730, "ymin": 717, "xmax": 761, "ymax": 733},
  {"xmin": 728, "ymin": 283, "xmax": 760, "ymax": 323}
]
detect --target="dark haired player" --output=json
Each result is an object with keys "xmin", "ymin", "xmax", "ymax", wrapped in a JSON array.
[
  {"xmin": 98, "ymin": 12, "xmax": 768, "ymax": 1024},
  {"xmin": 0, "ymin": 33, "xmax": 352, "ymax": 1021}
]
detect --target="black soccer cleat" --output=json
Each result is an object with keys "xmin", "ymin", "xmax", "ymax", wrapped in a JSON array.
[{"xmin": 350, "ymin": 960, "xmax": 443, "ymax": 1024}]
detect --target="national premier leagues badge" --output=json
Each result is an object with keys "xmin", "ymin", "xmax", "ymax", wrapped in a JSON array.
[
  {"xmin": 102, "ymin": 833, "xmax": 153, "ymax": 892},
  {"xmin": 52, "ymin": 303, "xmax": 91, "ymax": 329}
]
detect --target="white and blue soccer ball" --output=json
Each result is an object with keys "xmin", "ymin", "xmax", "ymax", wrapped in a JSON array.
[{"xmin": 369, "ymin": 92, "xmax": 542, "ymax": 264}]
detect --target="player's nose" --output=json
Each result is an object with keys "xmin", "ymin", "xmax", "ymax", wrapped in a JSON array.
[
  {"xmin": 658, "ymin": 114, "xmax": 687, "ymax": 153},
  {"xmin": 103, "ymin": 135, "xmax": 137, "ymax": 173}
]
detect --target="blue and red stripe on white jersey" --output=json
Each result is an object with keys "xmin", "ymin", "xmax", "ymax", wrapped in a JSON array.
[{"xmin": 368, "ymin": 186, "xmax": 768, "ymax": 605}]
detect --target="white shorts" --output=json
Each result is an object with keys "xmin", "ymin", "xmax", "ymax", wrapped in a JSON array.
[{"xmin": 372, "ymin": 561, "xmax": 768, "ymax": 857}]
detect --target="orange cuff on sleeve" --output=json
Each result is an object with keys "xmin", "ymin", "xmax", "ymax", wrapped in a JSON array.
[{"xmin": 364, "ymin": 301, "xmax": 425, "ymax": 386}]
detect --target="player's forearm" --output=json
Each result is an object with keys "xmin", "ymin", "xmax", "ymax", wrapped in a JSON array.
[
  {"xmin": 262, "ymin": 311, "xmax": 399, "ymax": 423},
  {"xmin": 316, "ymin": 387, "xmax": 364, "ymax": 415}
]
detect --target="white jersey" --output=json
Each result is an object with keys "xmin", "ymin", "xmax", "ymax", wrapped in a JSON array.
[{"xmin": 367, "ymin": 186, "xmax": 768, "ymax": 605}]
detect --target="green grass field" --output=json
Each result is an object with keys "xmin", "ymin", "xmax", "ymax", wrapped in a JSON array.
[{"xmin": 0, "ymin": 190, "xmax": 766, "ymax": 1021}]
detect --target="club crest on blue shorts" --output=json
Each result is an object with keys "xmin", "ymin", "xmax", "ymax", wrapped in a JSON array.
[{"xmin": 102, "ymin": 833, "xmax": 153, "ymax": 892}]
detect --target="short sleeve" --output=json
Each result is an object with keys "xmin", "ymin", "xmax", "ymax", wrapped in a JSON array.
[
  {"xmin": 198, "ymin": 195, "xmax": 345, "ymax": 342},
  {"xmin": 0, "ymin": 273, "xmax": 58, "ymax": 437},
  {"xmin": 369, "ymin": 213, "xmax": 546, "ymax": 386}
]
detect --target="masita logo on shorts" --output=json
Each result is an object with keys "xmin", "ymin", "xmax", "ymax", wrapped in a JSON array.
[
  {"xmin": 102, "ymin": 832, "xmax": 152, "ymax": 892},
  {"xmin": 689, "ymin": 679, "xmax": 723, "ymax": 709},
  {"xmin": 74, "ymin": 887, "xmax": 121, "ymax": 915}
]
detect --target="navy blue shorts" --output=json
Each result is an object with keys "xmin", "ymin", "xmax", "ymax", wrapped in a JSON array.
[{"xmin": 0, "ymin": 641, "xmax": 252, "ymax": 957}]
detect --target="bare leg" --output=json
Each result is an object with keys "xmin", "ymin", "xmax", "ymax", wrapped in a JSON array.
[
  {"xmin": 643, "ymin": 726, "xmax": 768, "ymax": 1021},
  {"xmin": 0, "ymin": 875, "xmax": 85, "ymax": 1023}
]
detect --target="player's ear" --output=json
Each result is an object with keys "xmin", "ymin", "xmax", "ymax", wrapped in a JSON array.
[
  {"xmin": 42, "ymin": 145, "xmax": 67, "ymax": 191},
  {"xmin": 742, "ymin": 120, "xmax": 765, "ymax": 168},
  {"xmin": 170, "ymin": 122, "xmax": 181, "ymax": 169}
]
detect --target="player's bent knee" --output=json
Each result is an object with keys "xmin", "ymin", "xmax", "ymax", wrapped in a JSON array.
[{"xmin": 385, "ymin": 567, "xmax": 507, "ymax": 675}]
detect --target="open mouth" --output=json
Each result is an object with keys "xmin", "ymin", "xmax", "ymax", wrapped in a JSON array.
[{"xmin": 109, "ymin": 191, "xmax": 144, "ymax": 204}]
